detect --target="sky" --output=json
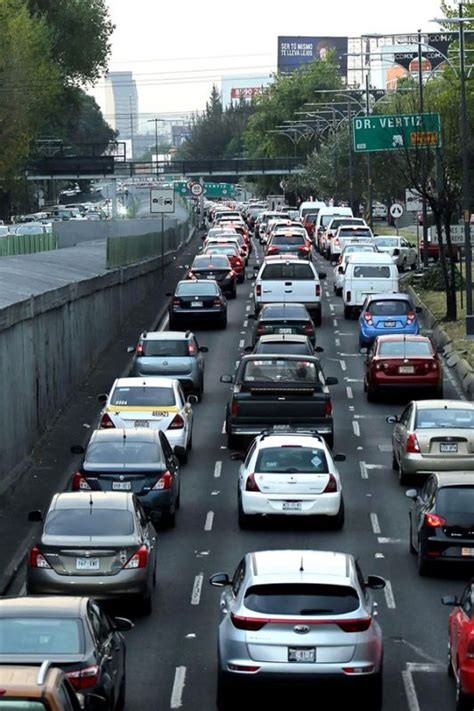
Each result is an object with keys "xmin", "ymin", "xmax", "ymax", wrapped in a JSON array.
[{"xmin": 93, "ymin": 0, "xmax": 447, "ymax": 127}]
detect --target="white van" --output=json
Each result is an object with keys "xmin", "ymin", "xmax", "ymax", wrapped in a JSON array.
[
  {"xmin": 342, "ymin": 253, "xmax": 399, "ymax": 319},
  {"xmin": 298, "ymin": 200, "xmax": 326, "ymax": 221},
  {"xmin": 315, "ymin": 206, "xmax": 353, "ymax": 250}
]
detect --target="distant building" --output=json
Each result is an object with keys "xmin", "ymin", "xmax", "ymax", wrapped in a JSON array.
[{"xmin": 104, "ymin": 71, "xmax": 139, "ymax": 156}]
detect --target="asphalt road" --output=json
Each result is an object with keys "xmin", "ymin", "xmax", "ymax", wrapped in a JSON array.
[{"xmin": 7, "ymin": 237, "xmax": 467, "ymax": 710}]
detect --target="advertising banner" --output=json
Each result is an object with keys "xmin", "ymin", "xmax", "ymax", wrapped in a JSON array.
[{"xmin": 277, "ymin": 36, "xmax": 348, "ymax": 76}]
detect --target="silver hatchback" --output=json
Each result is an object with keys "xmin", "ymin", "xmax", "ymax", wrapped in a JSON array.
[{"xmin": 210, "ymin": 550, "xmax": 385, "ymax": 710}]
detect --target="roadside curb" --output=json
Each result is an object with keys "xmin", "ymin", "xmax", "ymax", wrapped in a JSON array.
[{"xmin": 406, "ymin": 284, "xmax": 474, "ymax": 400}]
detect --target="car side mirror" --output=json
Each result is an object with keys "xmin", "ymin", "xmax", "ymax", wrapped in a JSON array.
[
  {"xmin": 244, "ymin": 345, "xmax": 253, "ymax": 353},
  {"xmin": 359, "ymin": 347, "xmax": 368, "ymax": 355},
  {"xmin": 70, "ymin": 445, "xmax": 85, "ymax": 455},
  {"xmin": 220, "ymin": 375, "xmax": 234, "ymax": 383},
  {"xmin": 113, "ymin": 617, "xmax": 134, "ymax": 632},
  {"xmin": 318, "ymin": 272, "xmax": 327, "ymax": 279},
  {"xmin": 393, "ymin": 248, "xmax": 400, "ymax": 255},
  {"xmin": 386, "ymin": 415, "xmax": 398, "ymax": 424},
  {"xmin": 325, "ymin": 377, "xmax": 338, "ymax": 386},
  {"xmin": 441, "ymin": 595, "xmax": 459, "ymax": 607},
  {"xmin": 97, "ymin": 394, "xmax": 108, "ymax": 404},
  {"xmin": 405, "ymin": 489, "xmax": 418, "ymax": 499},
  {"xmin": 315, "ymin": 346, "xmax": 324, "ymax": 353},
  {"xmin": 366, "ymin": 575, "xmax": 386, "ymax": 590},
  {"xmin": 199, "ymin": 346, "xmax": 209, "ymax": 353},
  {"xmin": 126, "ymin": 346, "xmax": 135, "ymax": 353},
  {"xmin": 230, "ymin": 452, "xmax": 245, "ymax": 461},
  {"xmin": 28, "ymin": 510, "xmax": 43, "ymax": 522},
  {"xmin": 187, "ymin": 395, "xmax": 199, "ymax": 405},
  {"xmin": 333, "ymin": 454, "xmax": 346, "ymax": 462},
  {"xmin": 415, "ymin": 306, "xmax": 422, "ymax": 313},
  {"xmin": 209, "ymin": 573, "xmax": 231, "ymax": 587},
  {"xmin": 247, "ymin": 313, "xmax": 256, "ymax": 320}
]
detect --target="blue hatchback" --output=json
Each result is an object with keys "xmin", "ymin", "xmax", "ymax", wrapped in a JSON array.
[{"xmin": 359, "ymin": 293, "xmax": 420, "ymax": 347}]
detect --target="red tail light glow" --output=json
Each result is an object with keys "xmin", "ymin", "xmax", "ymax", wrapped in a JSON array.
[
  {"xmin": 136, "ymin": 344, "xmax": 144, "ymax": 355},
  {"xmin": 363, "ymin": 312, "xmax": 373, "ymax": 326},
  {"xmin": 406, "ymin": 310, "xmax": 415, "ymax": 325},
  {"xmin": 231, "ymin": 399, "xmax": 239, "ymax": 417},
  {"xmin": 71, "ymin": 472, "xmax": 91, "ymax": 491},
  {"xmin": 323, "ymin": 474, "xmax": 338, "ymax": 493},
  {"xmin": 173, "ymin": 298, "xmax": 180, "ymax": 308},
  {"xmin": 28, "ymin": 546, "xmax": 51, "ymax": 569},
  {"xmin": 245, "ymin": 473, "xmax": 260, "ymax": 492},
  {"xmin": 256, "ymin": 284, "xmax": 262, "ymax": 297},
  {"xmin": 256, "ymin": 324, "xmax": 265, "ymax": 335},
  {"xmin": 315, "ymin": 284, "xmax": 321, "ymax": 297},
  {"xmin": 152, "ymin": 470, "xmax": 173, "ymax": 490},
  {"xmin": 169, "ymin": 414, "xmax": 184, "ymax": 430},
  {"xmin": 231, "ymin": 614, "xmax": 266, "ymax": 631},
  {"xmin": 213, "ymin": 297, "xmax": 221, "ymax": 306},
  {"xmin": 406, "ymin": 432, "xmax": 420, "ymax": 453},
  {"xmin": 188, "ymin": 343, "xmax": 196, "ymax": 355},
  {"xmin": 66, "ymin": 665, "xmax": 99, "ymax": 691},
  {"xmin": 124, "ymin": 545, "xmax": 149, "ymax": 569},
  {"xmin": 303, "ymin": 323, "xmax": 314, "ymax": 334},
  {"xmin": 100, "ymin": 413, "xmax": 115, "ymax": 429},
  {"xmin": 424, "ymin": 512, "xmax": 445, "ymax": 528},
  {"xmin": 325, "ymin": 399, "xmax": 332, "ymax": 417},
  {"xmin": 337, "ymin": 617, "xmax": 372, "ymax": 633}
]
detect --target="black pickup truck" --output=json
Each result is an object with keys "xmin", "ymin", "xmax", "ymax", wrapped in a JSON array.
[{"xmin": 221, "ymin": 354, "xmax": 338, "ymax": 449}]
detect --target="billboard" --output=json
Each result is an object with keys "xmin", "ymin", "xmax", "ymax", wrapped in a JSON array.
[
  {"xmin": 277, "ymin": 36, "xmax": 348, "ymax": 76},
  {"xmin": 230, "ymin": 87, "xmax": 265, "ymax": 100}
]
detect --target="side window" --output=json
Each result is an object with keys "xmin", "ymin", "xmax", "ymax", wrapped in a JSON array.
[
  {"xmin": 244, "ymin": 441, "xmax": 257, "ymax": 468},
  {"xmin": 134, "ymin": 499, "xmax": 149, "ymax": 532},
  {"xmin": 400, "ymin": 405, "xmax": 412, "ymax": 427},
  {"xmin": 177, "ymin": 384, "xmax": 186, "ymax": 407},
  {"xmin": 355, "ymin": 561, "xmax": 368, "ymax": 600},
  {"xmin": 401, "ymin": 239, "xmax": 408, "ymax": 248},
  {"xmin": 420, "ymin": 477, "xmax": 435, "ymax": 502},
  {"xmin": 191, "ymin": 337, "xmax": 199, "ymax": 353},
  {"xmin": 160, "ymin": 432, "xmax": 174, "ymax": 462},
  {"xmin": 461, "ymin": 584, "xmax": 474, "ymax": 617},
  {"xmin": 232, "ymin": 558, "xmax": 246, "ymax": 597},
  {"xmin": 88, "ymin": 602, "xmax": 111, "ymax": 644}
]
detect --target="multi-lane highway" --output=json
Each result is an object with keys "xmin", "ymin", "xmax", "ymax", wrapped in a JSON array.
[{"xmin": 8, "ymin": 236, "xmax": 466, "ymax": 710}]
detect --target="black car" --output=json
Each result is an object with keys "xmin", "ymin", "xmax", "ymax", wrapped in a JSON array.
[
  {"xmin": 71, "ymin": 428, "xmax": 180, "ymax": 529},
  {"xmin": 187, "ymin": 254, "xmax": 237, "ymax": 298},
  {"xmin": 250, "ymin": 334, "xmax": 323, "ymax": 357},
  {"xmin": 168, "ymin": 279, "xmax": 227, "ymax": 329},
  {"xmin": 0, "ymin": 595, "xmax": 131, "ymax": 709},
  {"xmin": 249, "ymin": 303, "xmax": 316, "ymax": 347},
  {"xmin": 406, "ymin": 472, "xmax": 474, "ymax": 575}
]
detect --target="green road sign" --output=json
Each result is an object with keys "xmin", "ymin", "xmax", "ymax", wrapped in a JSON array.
[
  {"xmin": 173, "ymin": 181, "xmax": 236, "ymax": 198},
  {"xmin": 352, "ymin": 112, "xmax": 442, "ymax": 153}
]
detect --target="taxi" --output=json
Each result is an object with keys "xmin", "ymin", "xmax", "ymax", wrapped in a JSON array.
[{"xmin": 98, "ymin": 377, "xmax": 195, "ymax": 462}]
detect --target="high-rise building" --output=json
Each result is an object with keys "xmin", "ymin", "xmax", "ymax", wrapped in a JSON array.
[{"xmin": 104, "ymin": 72, "xmax": 139, "ymax": 155}]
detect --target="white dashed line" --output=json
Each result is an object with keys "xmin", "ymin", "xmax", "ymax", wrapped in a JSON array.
[
  {"xmin": 329, "ymin": 304, "xmax": 335, "ymax": 312},
  {"xmin": 377, "ymin": 537, "xmax": 402, "ymax": 544},
  {"xmin": 359, "ymin": 461, "xmax": 368, "ymax": 478},
  {"xmin": 353, "ymin": 421, "xmax": 361, "ymax": 437},
  {"xmin": 170, "ymin": 666, "xmax": 187, "ymax": 708},
  {"xmin": 243, "ymin": 320, "xmax": 248, "ymax": 328},
  {"xmin": 235, "ymin": 360, "xmax": 240, "ymax": 368},
  {"xmin": 346, "ymin": 386, "xmax": 353, "ymax": 399},
  {"xmin": 191, "ymin": 575, "xmax": 203, "ymax": 606},
  {"xmin": 335, "ymin": 338, "xmax": 341, "ymax": 347},
  {"xmin": 333, "ymin": 318, "xmax": 338, "ymax": 327},
  {"xmin": 221, "ymin": 420, "xmax": 226, "ymax": 435},
  {"xmin": 384, "ymin": 579, "xmax": 396, "ymax": 609},
  {"xmin": 204, "ymin": 511, "xmax": 214, "ymax": 531},
  {"xmin": 402, "ymin": 669, "xmax": 421, "ymax": 711},
  {"xmin": 239, "ymin": 339, "xmax": 245, "ymax": 348},
  {"xmin": 246, "ymin": 305, "xmax": 251, "ymax": 312},
  {"xmin": 370, "ymin": 512, "xmax": 381, "ymax": 534},
  {"xmin": 340, "ymin": 360, "xmax": 347, "ymax": 371},
  {"xmin": 214, "ymin": 461, "xmax": 222, "ymax": 478}
]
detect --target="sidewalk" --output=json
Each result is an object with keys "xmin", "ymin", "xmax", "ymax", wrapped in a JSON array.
[{"xmin": 0, "ymin": 231, "xmax": 202, "ymax": 594}]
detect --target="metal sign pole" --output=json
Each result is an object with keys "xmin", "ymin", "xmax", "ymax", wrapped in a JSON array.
[{"xmin": 161, "ymin": 212, "xmax": 164, "ymax": 281}]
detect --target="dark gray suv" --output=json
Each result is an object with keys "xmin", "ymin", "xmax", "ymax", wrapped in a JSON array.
[{"xmin": 128, "ymin": 330, "xmax": 208, "ymax": 398}]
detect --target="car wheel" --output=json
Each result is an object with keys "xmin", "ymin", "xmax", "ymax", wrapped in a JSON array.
[
  {"xmin": 367, "ymin": 384, "xmax": 377, "ymax": 402},
  {"xmin": 456, "ymin": 676, "xmax": 473, "ymax": 711},
  {"xmin": 447, "ymin": 646, "xmax": 454, "ymax": 678},
  {"xmin": 365, "ymin": 667, "xmax": 383, "ymax": 711},
  {"xmin": 313, "ymin": 310, "xmax": 322, "ymax": 327},
  {"xmin": 391, "ymin": 450, "xmax": 398, "ymax": 470},
  {"xmin": 218, "ymin": 316, "xmax": 227, "ymax": 329},
  {"xmin": 165, "ymin": 508, "xmax": 176, "ymax": 529},
  {"xmin": 363, "ymin": 378, "xmax": 368, "ymax": 392},
  {"xmin": 343, "ymin": 305, "xmax": 352, "ymax": 319},
  {"xmin": 187, "ymin": 430, "xmax": 193, "ymax": 452},
  {"xmin": 409, "ymin": 518, "xmax": 416, "ymax": 554},
  {"xmin": 329, "ymin": 498, "xmax": 345, "ymax": 530},
  {"xmin": 434, "ymin": 385, "xmax": 444, "ymax": 399},
  {"xmin": 137, "ymin": 593, "xmax": 152, "ymax": 616},
  {"xmin": 216, "ymin": 670, "xmax": 238, "ymax": 711},
  {"xmin": 238, "ymin": 500, "xmax": 252, "ymax": 530},
  {"xmin": 417, "ymin": 541, "xmax": 431, "ymax": 576},
  {"xmin": 227, "ymin": 425, "xmax": 241, "ymax": 449},
  {"xmin": 399, "ymin": 464, "xmax": 409, "ymax": 486},
  {"xmin": 178, "ymin": 446, "xmax": 188, "ymax": 465}
]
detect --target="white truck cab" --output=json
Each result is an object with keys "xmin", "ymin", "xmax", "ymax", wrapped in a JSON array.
[{"xmin": 342, "ymin": 252, "xmax": 399, "ymax": 319}]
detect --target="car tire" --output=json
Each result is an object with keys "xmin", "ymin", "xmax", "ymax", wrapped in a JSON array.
[
  {"xmin": 417, "ymin": 541, "xmax": 431, "ymax": 576},
  {"xmin": 166, "ymin": 509, "xmax": 176, "ymax": 529},
  {"xmin": 178, "ymin": 446, "xmax": 188, "ymax": 465},
  {"xmin": 238, "ymin": 500, "xmax": 252, "ymax": 529},
  {"xmin": 229, "ymin": 286, "xmax": 237, "ymax": 299},
  {"xmin": 447, "ymin": 647, "xmax": 454, "ymax": 678},
  {"xmin": 329, "ymin": 498, "xmax": 345, "ymax": 530},
  {"xmin": 343, "ymin": 305, "xmax": 352, "ymax": 319},
  {"xmin": 227, "ymin": 431, "xmax": 241, "ymax": 450},
  {"xmin": 409, "ymin": 518, "xmax": 416, "ymax": 554},
  {"xmin": 218, "ymin": 316, "xmax": 227, "ymax": 329},
  {"xmin": 399, "ymin": 464, "xmax": 409, "ymax": 486},
  {"xmin": 366, "ymin": 667, "xmax": 383, "ymax": 711},
  {"xmin": 336, "ymin": 287, "xmax": 342, "ymax": 297},
  {"xmin": 391, "ymin": 450, "xmax": 398, "ymax": 470},
  {"xmin": 169, "ymin": 317, "xmax": 177, "ymax": 330},
  {"xmin": 216, "ymin": 670, "xmax": 238, "ymax": 711},
  {"xmin": 313, "ymin": 309, "xmax": 322, "ymax": 327},
  {"xmin": 187, "ymin": 430, "xmax": 193, "ymax": 452},
  {"xmin": 138, "ymin": 593, "xmax": 152, "ymax": 616},
  {"xmin": 434, "ymin": 385, "xmax": 444, "ymax": 399},
  {"xmin": 367, "ymin": 384, "xmax": 377, "ymax": 402},
  {"xmin": 456, "ymin": 676, "xmax": 473, "ymax": 711}
]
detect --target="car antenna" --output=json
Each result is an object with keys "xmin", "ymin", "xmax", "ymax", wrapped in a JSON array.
[{"xmin": 299, "ymin": 556, "xmax": 304, "ymax": 572}]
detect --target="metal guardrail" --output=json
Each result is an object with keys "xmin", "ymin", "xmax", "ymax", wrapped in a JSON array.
[
  {"xmin": 0, "ymin": 232, "xmax": 58, "ymax": 256},
  {"xmin": 106, "ymin": 222, "xmax": 189, "ymax": 269}
]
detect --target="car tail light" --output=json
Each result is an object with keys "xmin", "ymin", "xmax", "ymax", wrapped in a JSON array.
[
  {"xmin": 465, "ymin": 637, "xmax": 474, "ymax": 659},
  {"xmin": 303, "ymin": 323, "xmax": 314, "ymax": 335},
  {"xmin": 406, "ymin": 310, "xmax": 415, "ymax": 325},
  {"xmin": 342, "ymin": 665, "xmax": 375, "ymax": 674},
  {"xmin": 267, "ymin": 246, "xmax": 278, "ymax": 254},
  {"xmin": 124, "ymin": 545, "xmax": 149, "ymax": 569},
  {"xmin": 431, "ymin": 361, "xmax": 438, "ymax": 370},
  {"xmin": 325, "ymin": 399, "xmax": 332, "ymax": 417},
  {"xmin": 256, "ymin": 324, "xmax": 266, "ymax": 335},
  {"xmin": 256, "ymin": 284, "xmax": 262, "ymax": 297},
  {"xmin": 169, "ymin": 414, "xmax": 184, "ymax": 430},
  {"xmin": 71, "ymin": 472, "xmax": 91, "ymax": 491},
  {"xmin": 28, "ymin": 546, "xmax": 51, "ymax": 569},
  {"xmin": 245, "ymin": 473, "xmax": 261, "ymax": 492},
  {"xmin": 298, "ymin": 245, "xmax": 309, "ymax": 252},
  {"xmin": 315, "ymin": 284, "xmax": 321, "ymax": 297},
  {"xmin": 152, "ymin": 470, "xmax": 173, "ymax": 490},
  {"xmin": 229, "ymin": 270, "xmax": 236, "ymax": 277},
  {"xmin": 424, "ymin": 512, "xmax": 445, "ymax": 528},
  {"xmin": 375, "ymin": 361, "xmax": 387, "ymax": 371},
  {"xmin": 231, "ymin": 399, "xmax": 239, "ymax": 417},
  {"xmin": 231, "ymin": 613, "xmax": 267, "ymax": 631},
  {"xmin": 228, "ymin": 664, "xmax": 261, "ymax": 672},
  {"xmin": 173, "ymin": 298, "xmax": 180, "ymax": 308},
  {"xmin": 323, "ymin": 474, "xmax": 338, "ymax": 493},
  {"xmin": 100, "ymin": 413, "xmax": 115, "ymax": 429},
  {"xmin": 406, "ymin": 432, "xmax": 420, "ymax": 453},
  {"xmin": 235, "ymin": 258, "xmax": 242, "ymax": 267},
  {"xmin": 337, "ymin": 617, "xmax": 372, "ymax": 633},
  {"xmin": 187, "ymin": 271, "xmax": 194, "ymax": 279},
  {"xmin": 363, "ymin": 311, "xmax": 373, "ymax": 326},
  {"xmin": 136, "ymin": 344, "xmax": 144, "ymax": 355},
  {"xmin": 66, "ymin": 665, "xmax": 99, "ymax": 691},
  {"xmin": 213, "ymin": 297, "xmax": 221, "ymax": 306},
  {"xmin": 188, "ymin": 342, "xmax": 196, "ymax": 355}
]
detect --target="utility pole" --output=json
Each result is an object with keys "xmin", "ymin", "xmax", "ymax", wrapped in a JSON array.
[
  {"xmin": 129, "ymin": 95, "xmax": 135, "ymax": 159},
  {"xmin": 348, "ymin": 101, "xmax": 353, "ymax": 213},
  {"xmin": 365, "ymin": 73, "xmax": 373, "ymax": 229},
  {"xmin": 418, "ymin": 29, "xmax": 429, "ymax": 269}
]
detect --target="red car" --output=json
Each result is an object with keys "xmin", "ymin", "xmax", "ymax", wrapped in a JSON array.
[
  {"xmin": 363, "ymin": 334, "xmax": 442, "ymax": 401},
  {"xmin": 443, "ymin": 582, "xmax": 474, "ymax": 710},
  {"xmin": 419, "ymin": 239, "xmax": 461, "ymax": 262},
  {"xmin": 203, "ymin": 244, "xmax": 245, "ymax": 283}
]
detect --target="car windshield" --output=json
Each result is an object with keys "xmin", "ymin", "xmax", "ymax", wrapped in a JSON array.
[
  {"xmin": 331, "ymin": 219, "xmax": 364, "ymax": 229},
  {"xmin": 256, "ymin": 446, "xmax": 328, "ymax": 473},
  {"xmin": 205, "ymin": 247, "xmax": 236, "ymax": 256},
  {"xmin": 0, "ymin": 618, "xmax": 84, "ymax": 655},
  {"xmin": 415, "ymin": 408, "xmax": 474, "ymax": 429},
  {"xmin": 368, "ymin": 300, "xmax": 411, "ymax": 315},
  {"xmin": 353, "ymin": 266, "xmax": 391, "ymax": 278},
  {"xmin": 375, "ymin": 238, "xmax": 399, "ymax": 247},
  {"xmin": 85, "ymin": 441, "xmax": 161, "ymax": 465},
  {"xmin": 272, "ymin": 236, "xmax": 306, "ymax": 246},
  {"xmin": 141, "ymin": 340, "xmax": 188, "ymax": 357},
  {"xmin": 45, "ymin": 508, "xmax": 135, "ymax": 536},
  {"xmin": 243, "ymin": 359, "xmax": 318, "ymax": 383},
  {"xmin": 176, "ymin": 282, "xmax": 218, "ymax": 296},
  {"xmin": 436, "ymin": 487, "xmax": 474, "ymax": 516},
  {"xmin": 244, "ymin": 584, "xmax": 359, "ymax": 615},
  {"xmin": 261, "ymin": 305, "xmax": 307, "ymax": 319},
  {"xmin": 193, "ymin": 256, "xmax": 229, "ymax": 268},
  {"xmin": 110, "ymin": 386, "xmax": 175, "ymax": 407},
  {"xmin": 261, "ymin": 264, "xmax": 314, "ymax": 280},
  {"xmin": 321, "ymin": 214, "xmax": 350, "ymax": 227},
  {"xmin": 378, "ymin": 341, "xmax": 432, "ymax": 357}
]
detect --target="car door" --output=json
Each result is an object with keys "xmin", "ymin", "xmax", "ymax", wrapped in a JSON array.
[
  {"xmin": 454, "ymin": 584, "xmax": 474, "ymax": 678},
  {"xmin": 394, "ymin": 403, "xmax": 413, "ymax": 462},
  {"xmin": 221, "ymin": 557, "xmax": 246, "ymax": 617},
  {"xmin": 412, "ymin": 476, "xmax": 436, "ymax": 549},
  {"xmin": 192, "ymin": 336, "xmax": 205, "ymax": 375},
  {"xmin": 177, "ymin": 382, "xmax": 192, "ymax": 444},
  {"xmin": 88, "ymin": 601, "xmax": 123, "ymax": 702}
]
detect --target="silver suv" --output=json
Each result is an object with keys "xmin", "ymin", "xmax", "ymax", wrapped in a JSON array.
[
  {"xmin": 128, "ymin": 330, "xmax": 208, "ymax": 398},
  {"xmin": 210, "ymin": 549, "xmax": 385, "ymax": 710}
]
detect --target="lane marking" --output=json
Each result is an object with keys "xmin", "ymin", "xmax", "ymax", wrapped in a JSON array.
[
  {"xmin": 214, "ymin": 461, "xmax": 222, "ymax": 478},
  {"xmin": 346, "ymin": 386, "xmax": 353, "ymax": 399},
  {"xmin": 329, "ymin": 303, "xmax": 335, "ymax": 312},
  {"xmin": 170, "ymin": 666, "xmax": 187, "ymax": 709},
  {"xmin": 384, "ymin": 579, "xmax": 396, "ymax": 609},
  {"xmin": 191, "ymin": 574, "xmax": 203, "ymax": 606},
  {"xmin": 204, "ymin": 511, "xmax": 214, "ymax": 531},
  {"xmin": 378, "ymin": 537, "xmax": 403, "ymax": 544},
  {"xmin": 246, "ymin": 305, "xmax": 251, "ymax": 312},
  {"xmin": 340, "ymin": 360, "xmax": 347, "ymax": 371},
  {"xmin": 235, "ymin": 360, "xmax": 240, "ymax": 368},
  {"xmin": 158, "ymin": 314, "xmax": 170, "ymax": 332},
  {"xmin": 370, "ymin": 512, "xmax": 381, "ymax": 534},
  {"xmin": 333, "ymin": 318, "xmax": 338, "ymax": 327},
  {"xmin": 239, "ymin": 339, "xmax": 245, "ymax": 348},
  {"xmin": 402, "ymin": 669, "xmax": 421, "ymax": 711},
  {"xmin": 221, "ymin": 420, "xmax": 226, "ymax": 434},
  {"xmin": 345, "ymin": 378, "xmax": 363, "ymax": 383},
  {"xmin": 359, "ymin": 461, "xmax": 368, "ymax": 479},
  {"xmin": 353, "ymin": 421, "xmax": 361, "ymax": 437},
  {"xmin": 335, "ymin": 338, "xmax": 341, "ymax": 347},
  {"xmin": 243, "ymin": 320, "xmax": 248, "ymax": 328}
]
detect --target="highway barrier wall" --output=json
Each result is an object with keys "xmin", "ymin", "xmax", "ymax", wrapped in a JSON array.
[
  {"xmin": 0, "ymin": 216, "xmax": 195, "ymax": 484},
  {"xmin": 0, "ymin": 231, "xmax": 58, "ymax": 256}
]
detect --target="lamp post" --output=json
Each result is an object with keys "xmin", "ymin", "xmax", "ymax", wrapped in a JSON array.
[
  {"xmin": 146, "ymin": 118, "xmax": 166, "ymax": 177},
  {"xmin": 417, "ymin": 28, "xmax": 430, "ymax": 269}
]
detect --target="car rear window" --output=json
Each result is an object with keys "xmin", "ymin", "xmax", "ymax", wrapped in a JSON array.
[
  {"xmin": 344, "ymin": 245, "xmax": 375, "ymax": 254},
  {"xmin": 244, "ymin": 584, "xmax": 359, "ymax": 615},
  {"xmin": 368, "ymin": 300, "xmax": 411, "ymax": 316},
  {"xmin": 45, "ymin": 509, "xmax": 135, "ymax": 536},
  {"xmin": 272, "ymin": 235, "xmax": 306, "ymax": 246},
  {"xmin": 193, "ymin": 256, "xmax": 229, "ymax": 268},
  {"xmin": 378, "ymin": 341, "xmax": 432, "ymax": 357},
  {"xmin": 256, "ymin": 447, "xmax": 328, "ymax": 473},
  {"xmin": 330, "ymin": 218, "xmax": 364, "ymax": 229},
  {"xmin": 353, "ymin": 266, "xmax": 391, "ymax": 278},
  {"xmin": 176, "ymin": 282, "xmax": 218, "ymax": 296},
  {"xmin": 142, "ymin": 340, "xmax": 188, "ymax": 357},
  {"xmin": 436, "ymin": 487, "xmax": 474, "ymax": 516},
  {"xmin": 261, "ymin": 305, "xmax": 307, "ymax": 319},
  {"xmin": 339, "ymin": 229, "xmax": 372, "ymax": 238},
  {"xmin": 0, "ymin": 618, "xmax": 84, "ymax": 654},
  {"xmin": 415, "ymin": 408, "xmax": 474, "ymax": 429},
  {"xmin": 110, "ymin": 386, "xmax": 175, "ymax": 407},
  {"xmin": 243, "ymin": 359, "xmax": 318, "ymax": 383},
  {"xmin": 85, "ymin": 441, "xmax": 162, "ymax": 465},
  {"xmin": 261, "ymin": 264, "xmax": 315, "ymax": 280},
  {"xmin": 256, "ymin": 342, "xmax": 312, "ymax": 355},
  {"xmin": 375, "ymin": 238, "xmax": 398, "ymax": 247}
]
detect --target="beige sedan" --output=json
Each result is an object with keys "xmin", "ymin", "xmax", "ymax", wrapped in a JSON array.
[{"xmin": 388, "ymin": 399, "xmax": 474, "ymax": 484}]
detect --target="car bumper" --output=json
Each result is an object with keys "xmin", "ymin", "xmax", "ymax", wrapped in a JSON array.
[
  {"xmin": 422, "ymin": 537, "xmax": 474, "ymax": 564},
  {"xmin": 131, "ymin": 371, "xmax": 199, "ymax": 392},
  {"xmin": 241, "ymin": 492, "xmax": 341, "ymax": 516},
  {"xmin": 27, "ymin": 568, "xmax": 150, "ymax": 599},
  {"xmin": 171, "ymin": 308, "xmax": 225, "ymax": 320},
  {"xmin": 371, "ymin": 376, "xmax": 441, "ymax": 389},
  {"xmin": 140, "ymin": 490, "xmax": 175, "ymax": 520},
  {"xmin": 400, "ymin": 453, "xmax": 474, "ymax": 475},
  {"xmin": 219, "ymin": 656, "xmax": 382, "ymax": 682},
  {"xmin": 359, "ymin": 324, "xmax": 419, "ymax": 344},
  {"xmin": 230, "ymin": 422, "xmax": 333, "ymax": 437}
]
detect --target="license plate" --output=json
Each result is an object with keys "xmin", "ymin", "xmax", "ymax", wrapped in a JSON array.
[
  {"xmin": 288, "ymin": 647, "xmax": 315, "ymax": 663},
  {"xmin": 191, "ymin": 301, "xmax": 203, "ymax": 308},
  {"xmin": 283, "ymin": 501, "xmax": 302, "ymax": 511},
  {"xmin": 206, "ymin": 275, "xmax": 215, "ymax": 279},
  {"xmin": 440, "ymin": 442, "xmax": 458, "ymax": 453},
  {"xmin": 399, "ymin": 366, "xmax": 415, "ymax": 374},
  {"xmin": 134, "ymin": 420, "xmax": 150, "ymax": 427},
  {"xmin": 112, "ymin": 481, "xmax": 131, "ymax": 491},
  {"xmin": 384, "ymin": 320, "xmax": 396, "ymax": 327},
  {"xmin": 76, "ymin": 558, "xmax": 100, "ymax": 571},
  {"xmin": 462, "ymin": 548, "xmax": 474, "ymax": 556},
  {"xmin": 278, "ymin": 328, "xmax": 293, "ymax": 334}
]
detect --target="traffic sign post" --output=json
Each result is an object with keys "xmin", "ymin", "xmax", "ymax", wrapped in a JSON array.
[
  {"xmin": 150, "ymin": 187, "xmax": 175, "ymax": 281},
  {"xmin": 190, "ymin": 182, "xmax": 203, "ymax": 197},
  {"xmin": 390, "ymin": 202, "xmax": 404, "ymax": 235},
  {"xmin": 352, "ymin": 112, "xmax": 442, "ymax": 153}
]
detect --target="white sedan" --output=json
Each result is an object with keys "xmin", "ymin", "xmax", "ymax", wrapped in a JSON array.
[
  {"xmin": 233, "ymin": 430, "xmax": 345, "ymax": 529},
  {"xmin": 98, "ymin": 377, "xmax": 195, "ymax": 462},
  {"xmin": 374, "ymin": 235, "xmax": 417, "ymax": 271}
]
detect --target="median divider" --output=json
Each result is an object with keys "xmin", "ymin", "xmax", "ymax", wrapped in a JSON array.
[{"xmin": 0, "ymin": 231, "xmax": 57, "ymax": 256}]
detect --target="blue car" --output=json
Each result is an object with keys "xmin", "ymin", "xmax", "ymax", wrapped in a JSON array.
[{"xmin": 358, "ymin": 293, "xmax": 421, "ymax": 347}]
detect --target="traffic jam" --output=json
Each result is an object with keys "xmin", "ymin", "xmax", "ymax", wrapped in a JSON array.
[{"xmin": 3, "ymin": 199, "xmax": 474, "ymax": 711}]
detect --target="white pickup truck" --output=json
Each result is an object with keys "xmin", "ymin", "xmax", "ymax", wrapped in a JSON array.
[{"xmin": 252, "ymin": 255, "xmax": 326, "ymax": 325}]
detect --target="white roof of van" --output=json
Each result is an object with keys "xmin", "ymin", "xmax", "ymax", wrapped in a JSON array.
[{"xmin": 347, "ymin": 252, "xmax": 394, "ymax": 264}]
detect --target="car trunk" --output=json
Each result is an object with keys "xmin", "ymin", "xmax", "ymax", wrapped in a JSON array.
[
  {"xmin": 135, "ymin": 356, "xmax": 192, "ymax": 376},
  {"xmin": 376, "ymin": 358, "xmax": 433, "ymax": 376},
  {"xmin": 111, "ymin": 408, "xmax": 176, "ymax": 429},
  {"xmin": 82, "ymin": 466, "xmax": 164, "ymax": 494},
  {"xmin": 372, "ymin": 315, "xmax": 407, "ymax": 330},
  {"xmin": 259, "ymin": 320, "xmax": 312, "ymax": 338},
  {"xmin": 255, "ymin": 472, "xmax": 331, "ymax": 495},
  {"xmin": 40, "ymin": 535, "xmax": 139, "ymax": 576},
  {"xmin": 417, "ymin": 429, "xmax": 473, "ymax": 456},
  {"xmin": 177, "ymin": 295, "xmax": 217, "ymax": 310},
  {"xmin": 191, "ymin": 269, "xmax": 229, "ymax": 283},
  {"xmin": 235, "ymin": 385, "xmax": 328, "ymax": 424}
]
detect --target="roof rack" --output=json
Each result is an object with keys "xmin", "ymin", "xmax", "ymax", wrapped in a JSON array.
[
  {"xmin": 259, "ymin": 427, "xmax": 323, "ymax": 440},
  {"xmin": 37, "ymin": 660, "xmax": 52, "ymax": 686}
]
